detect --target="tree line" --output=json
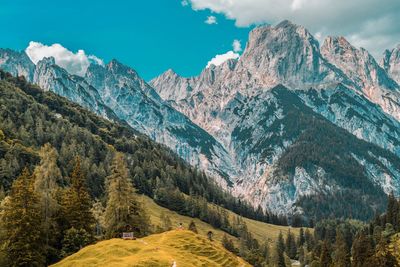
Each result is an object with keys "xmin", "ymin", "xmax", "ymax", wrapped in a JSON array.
[
  {"xmin": 222, "ymin": 194, "xmax": 400, "ymax": 266},
  {"xmin": 0, "ymin": 148, "xmax": 150, "ymax": 266}
]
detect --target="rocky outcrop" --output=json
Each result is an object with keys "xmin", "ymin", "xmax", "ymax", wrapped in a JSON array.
[{"xmin": 381, "ymin": 45, "xmax": 400, "ymax": 85}]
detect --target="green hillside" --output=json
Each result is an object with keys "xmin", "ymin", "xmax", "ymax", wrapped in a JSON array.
[{"xmin": 142, "ymin": 195, "xmax": 304, "ymax": 244}]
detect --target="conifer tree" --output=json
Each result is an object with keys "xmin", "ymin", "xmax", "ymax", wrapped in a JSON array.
[
  {"xmin": 386, "ymin": 192, "xmax": 397, "ymax": 227},
  {"xmin": 351, "ymin": 231, "xmax": 374, "ymax": 267},
  {"xmin": 33, "ymin": 144, "xmax": 62, "ymax": 263},
  {"xmin": 188, "ymin": 221, "xmax": 198, "ymax": 233},
  {"xmin": 273, "ymin": 232, "xmax": 286, "ymax": 267},
  {"xmin": 332, "ymin": 230, "xmax": 350, "ymax": 267},
  {"xmin": 304, "ymin": 229, "xmax": 314, "ymax": 250},
  {"xmin": 370, "ymin": 237, "xmax": 399, "ymax": 267},
  {"xmin": 61, "ymin": 157, "xmax": 94, "ymax": 233},
  {"xmin": 104, "ymin": 153, "xmax": 149, "ymax": 238},
  {"xmin": 61, "ymin": 227, "xmax": 93, "ymax": 257},
  {"xmin": 0, "ymin": 185, "xmax": 5, "ymax": 202},
  {"xmin": 2, "ymin": 168, "xmax": 45, "ymax": 266},
  {"xmin": 285, "ymin": 229, "xmax": 297, "ymax": 259},
  {"xmin": 298, "ymin": 228, "xmax": 305, "ymax": 247},
  {"xmin": 320, "ymin": 241, "xmax": 331, "ymax": 267},
  {"xmin": 222, "ymin": 234, "xmax": 236, "ymax": 253}
]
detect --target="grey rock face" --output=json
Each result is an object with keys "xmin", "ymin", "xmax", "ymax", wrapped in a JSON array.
[
  {"xmin": 321, "ymin": 36, "xmax": 400, "ymax": 121},
  {"xmin": 382, "ymin": 45, "xmax": 400, "ymax": 84},
  {"xmin": 0, "ymin": 49, "xmax": 35, "ymax": 81},
  {"xmin": 85, "ymin": 60, "xmax": 238, "ymax": 185},
  {"xmin": 150, "ymin": 21, "xmax": 400, "ymax": 218}
]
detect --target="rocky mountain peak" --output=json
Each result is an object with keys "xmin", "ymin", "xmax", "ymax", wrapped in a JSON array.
[
  {"xmin": 322, "ymin": 36, "xmax": 355, "ymax": 55},
  {"xmin": 381, "ymin": 44, "xmax": 400, "ymax": 84},
  {"xmin": 37, "ymin": 56, "xmax": 56, "ymax": 66},
  {"xmin": 321, "ymin": 35, "xmax": 398, "ymax": 89},
  {"xmin": 238, "ymin": 20, "xmax": 341, "ymax": 89},
  {"xmin": 0, "ymin": 49, "xmax": 35, "ymax": 81},
  {"xmin": 106, "ymin": 59, "xmax": 139, "ymax": 77}
]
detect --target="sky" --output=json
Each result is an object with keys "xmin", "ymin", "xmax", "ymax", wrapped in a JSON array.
[
  {"xmin": 0, "ymin": 0, "xmax": 250, "ymax": 80},
  {"xmin": 1, "ymin": 0, "xmax": 399, "ymax": 80}
]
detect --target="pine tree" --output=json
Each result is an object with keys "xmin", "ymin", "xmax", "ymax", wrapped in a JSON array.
[
  {"xmin": 188, "ymin": 221, "xmax": 198, "ymax": 233},
  {"xmin": 61, "ymin": 227, "xmax": 92, "ymax": 257},
  {"xmin": 33, "ymin": 143, "xmax": 62, "ymax": 263},
  {"xmin": 386, "ymin": 192, "xmax": 397, "ymax": 227},
  {"xmin": 351, "ymin": 231, "xmax": 374, "ymax": 267},
  {"xmin": 305, "ymin": 229, "xmax": 314, "ymax": 250},
  {"xmin": 370, "ymin": 237, "xmax": 399, "ymax": 267},
  {"xmin": 320, "ymin": 241, "xmax": 331, "ymax": 267},
  {"xmin": 61, "ymin": 157, "xmax": 94, "ymax": 233},
  {"xmin": 104, "ymin": 153, "xmax": 149, "ymax": 238},
  {"xmin": 222, "ymin": 234, "xmax": 236, "ymax": 253},
  {"xmin": 285, "ymin": 229, "xmax": 297, "ymax": 259},
  {"xmin": 298, "ymin": 228, "xmax": 305, "ymax": 247},
  {"xmin": 273, "ymin": 232, "xmax": 286, "ymax": 267},
  {"xmin": 332, "ymin": 230, "xmax": 350, "ymax": 267},
  {"xmin": 0, "ymin": 186, "xmax": 5, "ymax": 204},
  {"xmin": 2, "ymin": 168, "xmax": 45, "ymax": 266}
]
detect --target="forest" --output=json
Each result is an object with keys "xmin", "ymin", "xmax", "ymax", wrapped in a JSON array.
[{"xmin": 0, "ymin": 71, "xmax": 285, "ymax": 265}]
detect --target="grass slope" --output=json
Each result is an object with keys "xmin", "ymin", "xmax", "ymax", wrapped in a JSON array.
[
  {"xmin": 51, "ymin": 230, "xmax": 251, "ymax": 267},
  {"xmin": 141, "ymin": 195, "xmax": 304, "ymax": 244}
]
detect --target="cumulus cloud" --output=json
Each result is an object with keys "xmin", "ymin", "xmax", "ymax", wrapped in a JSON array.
[
  {"xmin": 205, "ymin": 16, "xmax": 217, "ymax": 25},
  {"xmin": 232, "ymin": 39, "xmax": 242, "ymax": 52},
  {"xmin": 181, "ymin": 0, "xmax": 189, "ymax": 7},
  {"xmin": 206, "ymin": 39, "xmax": 245, "ymax": 68},
  {"xmin": 188, "ymin": 0, "xmax": 400, "ymax": 58},
  {"xmin": 206, "ymin": 51, "xmax": 239, "ymax": 68},
  {"xmin": 25, "ymin": 41, "xmax": 104, "ymax": 76}
]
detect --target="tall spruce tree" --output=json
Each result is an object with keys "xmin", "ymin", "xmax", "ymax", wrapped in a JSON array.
[
  {"xmin": 104, "ymin": 153, "xmax": 149, "ymax": 238},
  {"xmin": 351, "ymin": 231, "xmax": 374, "ymax": 267},
  {"xmin": 33, "ymin": 144, "xmax": 62, "ymax": 263},
  {"xmin": 2, "ymin": 168, "xmax": 45, "ymax": 267},
  {"xmin": 370, "ymin": 237, "xmax": 399, "ymax": 267},
  {"xmin": 285, "ymin": 228, "xmax": 297, "ymax": 259},
  {"xmin": 320, "ymin": 241, "xmax": 332, "ymax": 267},
  {"xmin": 332, "ymin": 230, "xmax": 350, "ymax": 267},
  {"xmin": 273, "ymin": 232, "xmax": 286, "ymax": 267},
  {"xmin": 298, "ymin": 228, "xmax": 305, "ymax": 247},
  {"xmin": 61, "ymin": 157, "xmax": 94, "ymax": 233}
]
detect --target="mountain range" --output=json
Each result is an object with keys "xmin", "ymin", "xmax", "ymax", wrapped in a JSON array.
[{"xmin": 1, "ymin": 20, "xmax": 400, "ymax": 221}]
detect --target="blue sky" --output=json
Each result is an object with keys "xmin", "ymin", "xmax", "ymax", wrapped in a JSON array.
[{"xmin": 0, "ymin": 0, "xmax": 252, "ymax": 80}]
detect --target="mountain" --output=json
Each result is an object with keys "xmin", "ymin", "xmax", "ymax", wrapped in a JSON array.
[
  {"xmin": 2, "ymin": 20, "xmax": 400, "ymax": 221},
  {"xmin": 0, "ymin": 49, "xmax": 35, "ymax": 81},
  {"xmin": 0, "ymin": 51, "xmax": 236, "ymax": 187},
  {"xmin": 321, "ymin": 36, "xmax": 400, "ymax": 121},
  {"xmin": 151, "ymin": 21, "xmax": 400, "ymax": 220},
  {"xmin": 382, "ymin": 45, "xmax": 400, "ymax": 84}
]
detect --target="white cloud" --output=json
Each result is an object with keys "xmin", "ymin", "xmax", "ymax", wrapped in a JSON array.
[
  {"xmin": 206, "ymin": 51, "xmax": 239, "ymax": 68},
  {"xmin": 232, "ymin": 39, "xmax": 242, "ymax": 52},
  {"xmin": 25, "ymin": 41, "xmax": 104, "ymax": 76},
  {"xmin": 188, "ymin": 0, "xmax": 400, "ymax": 58},
  {"xmin": 205, "ymin": 16, "xmax": 217, "ymax": 25},
  {"xmin": 181, "ymin": 0, "xmax": 189, "ymax": 7}
]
